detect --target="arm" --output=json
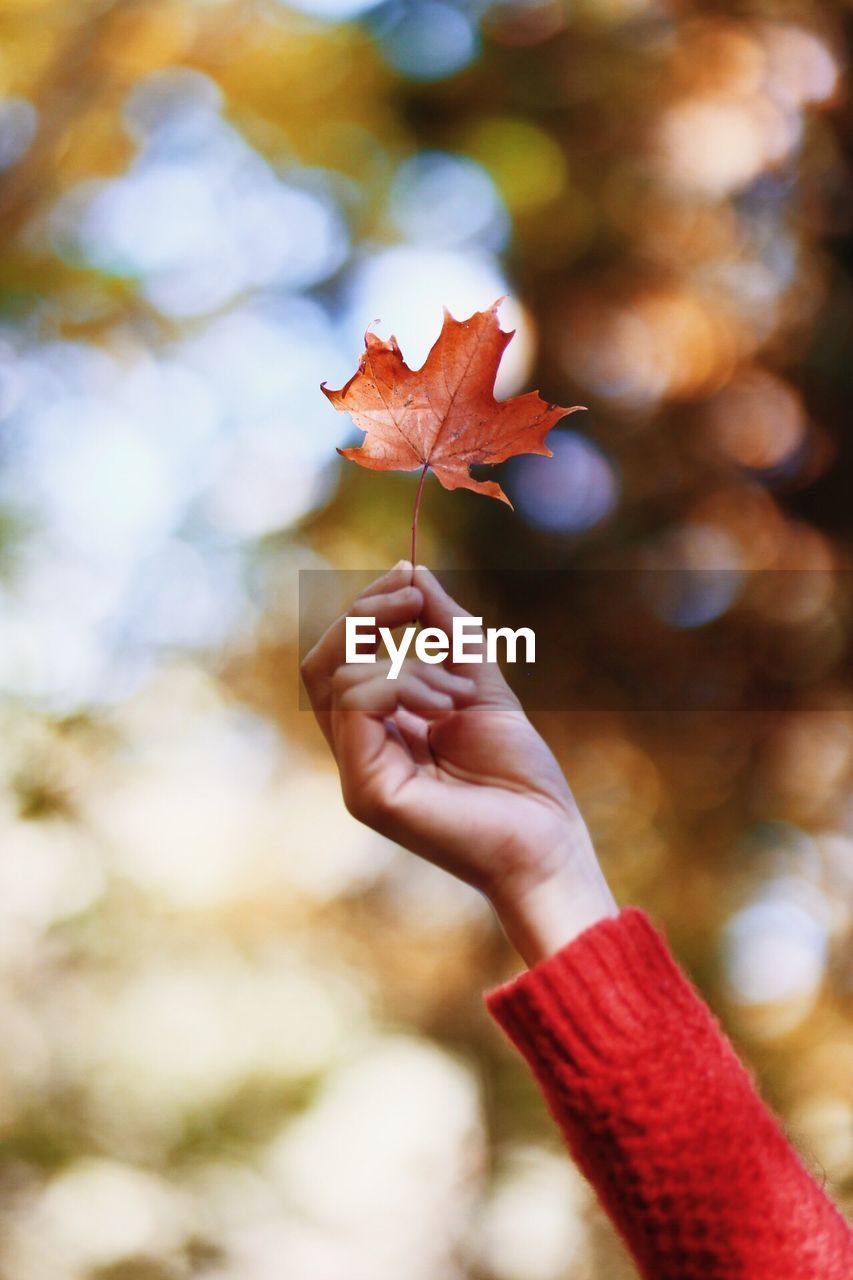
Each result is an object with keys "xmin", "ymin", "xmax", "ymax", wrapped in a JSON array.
[
  {"xmin": 301, "ymin": 562, "xmax": 853, "ymax": 1280},
  {"xmin": 486, "ymin": 908, "xmax": 853, "ymax": 1280}
]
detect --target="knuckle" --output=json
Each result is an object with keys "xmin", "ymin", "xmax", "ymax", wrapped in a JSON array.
[
  {"xmin": 338, "ymin": 687, "xmax": 360, "ymax": 711},
  {"xmin": 332, "ymin": 664, "xmax": 367, "ymax": 695}
]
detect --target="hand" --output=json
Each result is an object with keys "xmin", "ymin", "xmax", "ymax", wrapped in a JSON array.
[{"xmin": 300, "ymin": 562, "xmax": 617, "ymax": 964}]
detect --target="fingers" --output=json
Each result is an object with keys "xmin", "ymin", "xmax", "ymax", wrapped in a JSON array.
[
  {"xmin": 303, "ymin": 560, "xmax": 518, "ymax": 762},
  {"xmin": 333, "ymin": 660, "xmax": 477, "ymax": 720},
  {"xmin": 330, "ymin": 661, "xmax": 475, "ymax": 826},
  {"xmin": 412, "ymin": 565, "xmax": 519, "ymax": 706},
  {"xmin": 389, "ymin": 706, "xmax": 433, "ymax": 765},
  {"xmin": 412, "ymin": 564, "xmax": 474, "ymax": 632},
  {"xmin": 301, "ymin": 561, "xmax": 422, "ymax": 717},
  {"xmin": 352, "ymin": 559, "xmax": 415, "ymax": 598}
]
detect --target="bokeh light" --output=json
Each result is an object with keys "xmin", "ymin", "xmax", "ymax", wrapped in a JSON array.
[
  {"xmin": 699, "ymin": 366, "xmax": 808, "ymax": 474},
  {"xmin": 388, "ymin": 151, "xmax": 510, "ymax": 251},
  {"xmin": 512, "ymin": 430, "xmax": 619, "ymax": 534},
  {"xmin": 724, "ymin": 889, "xmax": 829, "ymax": 1009},
  {"xmin": 472, "ymin": 1145, "xmax": 592, "ymax": 1280},
  {"xmin": 378, "ymin": 3, "xmax": 480, "ymax": 81},
  {"xmin": 464, "ymin": 116, "xmax": 567, "ymax": 214},
  {"xmin": 343, "ymin": 246, "xmax": 534, "ymax": 395}
]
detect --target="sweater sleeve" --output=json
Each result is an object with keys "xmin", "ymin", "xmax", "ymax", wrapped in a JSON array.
[{"xmin": 485, "ymin": 907, "xmax": 853, "ymax": 1280}]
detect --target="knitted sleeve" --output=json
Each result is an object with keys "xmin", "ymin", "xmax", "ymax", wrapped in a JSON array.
[{"xmin": 485, "ymin": 907, "xmax": 853, "ymax": 1280}]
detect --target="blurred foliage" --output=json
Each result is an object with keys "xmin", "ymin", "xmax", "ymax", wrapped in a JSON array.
[{"xmin": 0, "ymin": 1, "xmax": 851, "ymax": 1278}]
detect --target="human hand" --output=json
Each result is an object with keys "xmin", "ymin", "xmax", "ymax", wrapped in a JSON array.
[{"xmin": 300, "ymin": 562, "xmax": 617, "ymax": 964}]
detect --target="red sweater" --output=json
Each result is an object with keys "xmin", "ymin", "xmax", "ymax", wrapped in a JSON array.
[{"xmin": 485, "ymin": 907, "xmax": 853, "ymax": 1279}]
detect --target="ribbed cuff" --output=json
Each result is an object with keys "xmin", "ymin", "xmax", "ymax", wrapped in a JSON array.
[{"xmin": 485, "ymin": 907, "xmax": 708, "ymax": 1081}]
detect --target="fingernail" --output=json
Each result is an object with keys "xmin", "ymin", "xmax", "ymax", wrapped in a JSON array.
[{"xmin": 393, "ymin": 558, "xmax": 413, "ymax": 570}]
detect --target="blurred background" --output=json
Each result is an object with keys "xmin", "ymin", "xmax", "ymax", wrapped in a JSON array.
[{"xmin": 0, "ymin": 1, "xmax": 851, "ymax": 1277}]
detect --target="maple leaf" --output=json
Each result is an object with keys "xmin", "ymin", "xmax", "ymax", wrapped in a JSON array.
[{"xmin": 321, "ymin": 299, "xmax": 584, "ymax": 562}]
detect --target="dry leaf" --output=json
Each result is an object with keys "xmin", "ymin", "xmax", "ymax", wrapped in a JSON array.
[{"xmin": 322, "ymin": 299, "xmax": 584, "ymax": 508}]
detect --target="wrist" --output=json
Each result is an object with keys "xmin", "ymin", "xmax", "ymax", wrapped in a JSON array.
[{"xmin": 490, "ymin": 849, "xmax": 618, "ymax": 968}]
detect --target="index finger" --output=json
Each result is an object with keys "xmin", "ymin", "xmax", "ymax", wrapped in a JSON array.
[{"xmin": 301, "ymin": 561, "xmax": 423, "ymax": 734}]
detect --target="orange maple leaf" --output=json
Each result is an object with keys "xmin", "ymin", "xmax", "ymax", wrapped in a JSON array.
[{"xmin": 321, "ymin": 299, "xmax": 584, "ymax": 562}]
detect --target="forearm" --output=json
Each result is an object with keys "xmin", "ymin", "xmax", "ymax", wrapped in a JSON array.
[{"xmin": 486, "ymin": 909, "xmax": 853, "ymax": 1279}]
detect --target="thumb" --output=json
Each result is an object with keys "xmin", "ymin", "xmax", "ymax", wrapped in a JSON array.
[{"xmin": 413, "ymin": 566, "xmax": 518, "ymax": 705}]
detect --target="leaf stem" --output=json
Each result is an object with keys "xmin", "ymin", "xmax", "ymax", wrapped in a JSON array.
[{"xmin": 411, "ymin": 462, "xmax": 429, "ymax": 567}]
